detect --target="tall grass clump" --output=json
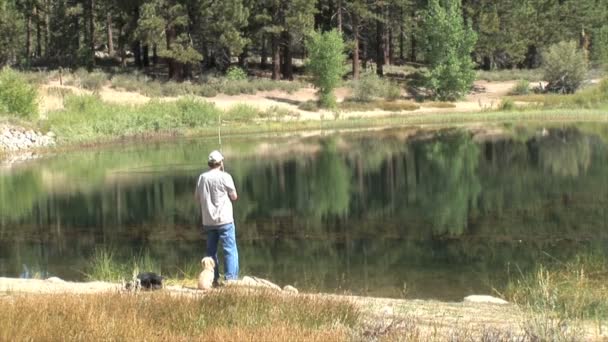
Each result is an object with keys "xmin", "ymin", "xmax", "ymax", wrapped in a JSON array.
[
  {"xmin": 48, "ymin": 95, "xmax": 220, "ymax": 142},
  {"xmin": 225, "ymin": 103, "xmax": 261, "ymax": 122},
  {"xmin": 85, "ymin": 248, "xmax": 126, "ymax": 281},
  {"xmin": 0, "ymin": 290, "xmax": 360, "ymax": 341},
  {"xmin": 0, "ymin": 68, "xmax": 38, "ymax": 118},
  {"xmin": 350, "ymin": 70, "xmax": 401, "ymax": 102},
  {"xmin": 505, "ymin": 253, "xmax": 608, "ymax": 320},
  {"xmin": 510, "ymin": 79, "xmax": 531, "ymax": 95}
]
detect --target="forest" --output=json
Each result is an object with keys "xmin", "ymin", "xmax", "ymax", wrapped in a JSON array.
[{"xmin": 1, "ymin": 0, "xmax": 607, "ymax": 81}]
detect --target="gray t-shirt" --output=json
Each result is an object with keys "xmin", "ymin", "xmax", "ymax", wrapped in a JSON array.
[{"xmin": 196, "ymin": 168, "xmax": 237, "ymax": 226}]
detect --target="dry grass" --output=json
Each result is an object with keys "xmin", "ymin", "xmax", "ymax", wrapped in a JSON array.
[
  {"xmin": 340, "ymin": 100, "xmax": 420, "ymax": 112},
  {"xmin": 0, "ymin": 289, "xmax": 359, "ymax": 341}
]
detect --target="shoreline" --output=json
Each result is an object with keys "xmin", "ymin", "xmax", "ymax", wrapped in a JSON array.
[
  {"xmin": 1, "ymin": 276, "xmax": 605, "ymax": 340},
  {"xmin": 2, "ymin": 108, "xmax": 607, "ymax": 166}
]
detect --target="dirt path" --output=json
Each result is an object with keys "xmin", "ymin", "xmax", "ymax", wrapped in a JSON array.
[{"xmin": 1, "ymin": 277, "xmax": 605, "ymax": 340}]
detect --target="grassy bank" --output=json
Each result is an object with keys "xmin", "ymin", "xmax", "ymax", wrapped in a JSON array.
[{"xmin": 0, "ymin": 290, "xmax": 359, "ymax": 341}]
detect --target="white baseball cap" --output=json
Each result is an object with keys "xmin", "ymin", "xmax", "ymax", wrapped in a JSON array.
[{"xmin": 208, "ymin": 150, "xmax": 224, "ymax": 163}]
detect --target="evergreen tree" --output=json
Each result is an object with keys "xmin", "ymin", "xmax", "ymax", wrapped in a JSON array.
[{"xmin": 0, "ymin": 0, "xmax": 23, "ymax": 66}]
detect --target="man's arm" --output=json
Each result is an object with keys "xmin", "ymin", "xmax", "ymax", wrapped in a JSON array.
[{"xmin": 225, "ymin": 174, "xmax": 238, "ymax": 201}]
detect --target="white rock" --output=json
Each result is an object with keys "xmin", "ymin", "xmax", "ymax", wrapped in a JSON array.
[
  {"xmin": 463, "ymin": 295, "xmax": 509, "ymax": 305},
  {"xmin": 282, "ymin": 285, "xmax": 298, "ymax": 294}
]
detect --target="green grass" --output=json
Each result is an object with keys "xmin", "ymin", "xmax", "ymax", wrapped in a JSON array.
[
  {"xmin": 505, "ymin": 253, "xmax": 608, "ymax": 320},
  {"xmin": 476, "ymin": 69, "xmax": 544, "ymax": 82},
  {"xmin": 509, "ymin": 78, "xmax": 608, "ymax": 109},
  {"xmin": 340, "ymin": 99, "xmax": 420, "ymax": 112}
]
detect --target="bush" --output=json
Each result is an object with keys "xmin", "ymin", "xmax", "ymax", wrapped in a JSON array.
[
  {"xmin": 510, "ymin": 79, "xmax": 531, "ymax": 95},
  {"xmin": 298, "ymin": 100, "xmax": 319, "ymax": 112},
  {"xmin": 0, "ymin": 68, "xmax": 38, "ymax": 118},
  {"xmin": 225, "ymin": 103, "xmax": 259, "ymax": 122},
  {"xmin": 542, "ymin": 41, "xmax": 588, "ymax": 94},
  {"xmin": 305, "ymin": 29, "xmax": 347, "ymax": 108},
  {"xmin": 499, "ymin": 98, "xmax": 516, "ymax": 111},
  {"xmin": 350, "ymin": 70, "xmax": 400, "ymax": 102},
  {"xmin": 79, "ymin": 72, "xmax": 107, "ymax": 91},
  {"xmin": 226, "ymin": 66, "xmax": 247, "ymax": 81}
]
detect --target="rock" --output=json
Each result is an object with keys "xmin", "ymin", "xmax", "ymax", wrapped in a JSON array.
[
  {"xmin": 46, "ymin": 277, "xmax": 66, "ymax": 283},
  {"xmin": 282, "ymin": 285, "xmax": 298, "ymax": 294},
  {"xmin": 238, "ymin": 276, "xmax": 282, "ymax": 291},
  {"xmin": 463, "ymin": 295, "xmax": 509, "ymax": 305}
]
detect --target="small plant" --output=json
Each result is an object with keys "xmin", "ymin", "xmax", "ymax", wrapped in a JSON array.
[
  {"xmin": 510, "ymin": 79, "xmax": 530, "ymax": 95},
  {"xmin": 298, "ymin": 100, "xmax": 319, "ymax": 112},
  {"xmin": 542, "ymin": 41, "xmax": 588, "ymax": 94},
  {"xmin": 225, "ymin": 103, "xmax": 260, "ymax": 122},
  {"xmin": 499, "ymin": 98, "xmax": 516, "ymax": 111},
  {"xmin": 350, "ymin": 70, "xmax": 401, "ymax": 102},
  {"xmin": 226, "ymin": 66, "xmax": 248, "ymax": 81},
  {"xmin": 305, "ymin": 29, "xmax": 347, "ymax": 108},
  {"xmin": 85, "ymin": 248, "xmax": 126, "ymax": 281},
  {"xmin": 0, "ymin": 67, "xmax": 38, "ymax": 118}
]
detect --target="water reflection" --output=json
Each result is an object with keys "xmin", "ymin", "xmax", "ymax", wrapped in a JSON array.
[{"xmin": 1, "ymin": 126, "xmax": 607, "ymax": 300}]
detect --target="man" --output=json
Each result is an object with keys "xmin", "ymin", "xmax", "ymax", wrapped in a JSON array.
[{"xmin": 195, "ymin": 150, "xmax": 239, "ymax": 284}]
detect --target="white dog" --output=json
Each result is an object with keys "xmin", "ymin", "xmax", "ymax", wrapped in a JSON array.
[{"xmin": 197, "ymin": 257, "xmax": 215, "ymax": 290}]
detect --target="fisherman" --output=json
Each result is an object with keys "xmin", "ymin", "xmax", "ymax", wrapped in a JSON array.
[{"xmin": 195, "ymin": 150, "xmax": 239, "ymax": 284}]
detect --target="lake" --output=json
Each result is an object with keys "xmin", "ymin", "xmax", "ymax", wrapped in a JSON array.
[{"xmin": 1, "ymin": 124, "xmax": 607, "ymax": 300}]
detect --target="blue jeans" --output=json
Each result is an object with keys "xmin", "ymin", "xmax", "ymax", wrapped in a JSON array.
[{"xmin": 205, "ymin": 222, "xmax": 239, "ymax": 281}]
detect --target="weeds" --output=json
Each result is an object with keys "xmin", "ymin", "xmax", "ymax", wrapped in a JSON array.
[
  {"xmin": 0, "ymin": 290, "xmax": 359, "ymax": 341},
  {"xmin": 510, "ymin": 79, "xmax": 531, "ymax": 95},
  {"xmin": 349, "ymin": 70, "xmax": 402, "ymax": 102},
  {"xmin": 340, "ymin": 99, "xmax": 419, "ymax": 112},
  {"xmin": 0, "ymin": 68, "xmax": 38, "ymax": 118},
  {"xmin": 225, "ymin": 103, "xmax": 260, "ymax": 122},
  {"xmin": 505, "ymin": 253, "xmax": 608, "ymax": 320}
]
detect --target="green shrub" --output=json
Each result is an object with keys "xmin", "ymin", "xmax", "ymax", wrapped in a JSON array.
[
  {"xmin": 0, "ymin": 68, "xmax": 38, "ymax": 118},
  {"xmin": 298, "ymin": 100, "xmax": 319, "ymax": 112},
  {"xmin": 499, "ymin": 98, "xmax": 516, "ymax": 111},
  {"xmin": 350, "ymin": 70, "xmax": 393, "ymax": 102},
  {"xmin": 542, "ymin": 41, "xmax": 588, "ymax": 94},
  {"xmin": 226, "ymin": 66, "xmax": 247, "ymax": 81},
  {"xmin": 385, "ymin": 82, "xmax": 402, "ymax": 101},
  {"xmin": 306, "ymin": 29, "xmax": 347, "ymax": 108},
  {"xmin": 225, "ymin": 103, "xmax": 260, "ymax": 122},
  {"xmin": 510, "ymin": 79, "xmax": 531, "ymax": 95},
  {"xmin": 80, "ymin": 72, "xmax": 107, "ymax": 91},
  {"xmin": 196, "ymin": 85, "xmax": 218, "ymax": 97}
]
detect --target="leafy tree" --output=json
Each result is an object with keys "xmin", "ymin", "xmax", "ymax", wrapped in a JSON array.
[
  {"xmin": 542, "ymin": 41, "xmax": 588, "ymax": 94},
  {"xmin": 305, "ymin": 29, "xmax": 347, "ymax": 108},
  {"xmin": 420, "ymin": 0, "xmax": 477, "ymax": 101},
  {"xmin": 591, "ymin": 25, "xmax": 608, "ymax": 67}
]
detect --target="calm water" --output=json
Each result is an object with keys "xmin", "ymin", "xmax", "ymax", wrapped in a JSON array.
[{"xmin": 1, "ymin": 125, "xmax": 607, "ymax": 300}]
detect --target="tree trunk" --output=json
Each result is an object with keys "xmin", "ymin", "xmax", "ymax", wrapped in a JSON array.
[
  {"xmin": 385, "ymin": 28, "xmax": 391, "ymax": 65},
  {"xmin": 410, "ymin": 31, "xmax": 416, "ymax": 62},
  {"xmin": 337, "ymin": 0, "xmax": 342, "ymax": 33},
  {"xmin": 152, "ymin": 44, "xmax": 158, "ymax": 65},
  {"xmin": 133, "ymin": 41, "xmax": 142, "ymax": 68},
  {"xmin": 281, "ymin": 31, "xmax": 293, "ymax": 80},
  {"xmin": 35, "ymin": 6, "xmax": 42, "ymax": 57},
  {"xmin": 142, "ymin": 45, "xmax": 150, "ymax": 67},
  {"xmin": 271, "ymin": 35, "xmax": 280, "ymax": 80},
  {"xmin": 376, "ymin": 17, "xmax": 384, "ymax": 76},
  {"xmin": 89, "ymin": 0, "xmax": 95, "ymax": 66},
  {"xmin": 260, "ymin": 36, "xmax": 268, "ymax": 70},
  {"xmin": 352, "ymin": 14, "xmax": 360, "ymax": 80},
  {"xmin": 107, "ymin": 13, "xmax": 114, "ymax": 56},
  {"xmin": 45, "ymin": 0, "xmax": 50, "ymax": 57},
  {"xmin": 399, "ymin": 7, "xmax": 404, "ymax": 60},
  {"xmin": 26, "ymin": 13, "xmax": 32, "ymax": 63}
]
